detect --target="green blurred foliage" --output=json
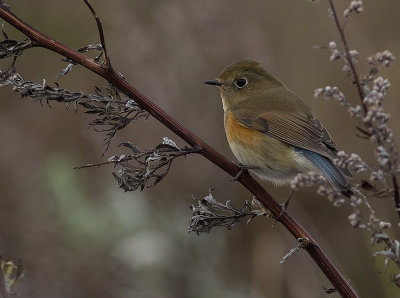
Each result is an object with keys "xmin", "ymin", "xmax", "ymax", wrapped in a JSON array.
[{"xmin": 0, "ymin": 0, "xmax": 399, "ymax": 297}]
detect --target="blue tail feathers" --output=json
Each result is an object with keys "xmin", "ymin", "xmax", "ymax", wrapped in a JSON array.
[{"xmin": 296, "ymin": 148, "xmax": 352, "ymax": 195}]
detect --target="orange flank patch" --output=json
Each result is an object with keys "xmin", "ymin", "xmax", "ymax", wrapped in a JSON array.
[
  {"xmin": 224, "ymin": 110, "xmax": 297, "ymax": 172},
  {"xmin": 225, "ymin": 110, "xmax": 262, "ymax": 145}
]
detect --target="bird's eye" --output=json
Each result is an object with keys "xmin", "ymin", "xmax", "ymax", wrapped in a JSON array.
[{"xmin": 235, "ymin": 78, "xmax": 247, "ymax": 88}]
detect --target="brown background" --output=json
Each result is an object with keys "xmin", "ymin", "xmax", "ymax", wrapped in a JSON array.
[{"xmin": 0, "ymin": 1, "xmax": 400, "ymax": 297}]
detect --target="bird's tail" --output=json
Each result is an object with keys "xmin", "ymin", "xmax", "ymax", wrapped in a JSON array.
[{"xmin": 298, "ymin": 148, "xmax": 353, "ymax": 197}]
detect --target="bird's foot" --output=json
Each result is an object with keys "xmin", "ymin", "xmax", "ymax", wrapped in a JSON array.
[
  {"xmin": 279, "ymin": 189, "xmax": 294, "ymax": 216},
  {"xmin": 271, "ymin": 190, "xmax": 294, "ymax": 224},
  {"xmin": 230, "ymin": 163, "xmax": 259, "ymax": 181}
]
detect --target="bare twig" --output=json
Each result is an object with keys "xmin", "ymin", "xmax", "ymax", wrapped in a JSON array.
[
  {"xmin": 393, "ymin": 175, "xmax": 400, "ymax": 214},
  {"xmin": 82, "ymin": 0, "xmax": 110, "ymax": 68}
]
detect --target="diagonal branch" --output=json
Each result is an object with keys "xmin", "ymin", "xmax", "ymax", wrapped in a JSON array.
[{"xmin": 0, "ymin": 4, "xmax": 359, "ymax": 298}]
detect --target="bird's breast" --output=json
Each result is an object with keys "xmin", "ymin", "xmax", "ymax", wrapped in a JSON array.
[
  {"xmin": 224, "ymin": 110, "xmax": 259, "ymax": 146},
  {"xmin": 224, "ymin": 110, "xmax": 287, "ymax": 166},
  {"xmin": 224, "ymin": 110, "xmax": 311, "ymax": 185}
]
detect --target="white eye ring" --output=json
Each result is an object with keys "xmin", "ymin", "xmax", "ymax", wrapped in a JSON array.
[{"xmin": 235, "ymin": 78, "xmax": 248, "ymax": 88}]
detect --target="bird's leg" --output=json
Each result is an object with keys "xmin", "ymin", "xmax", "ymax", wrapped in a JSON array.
[
  {"xmin": 230, "ymin": 163, "xmax": 259, "ymax": 181},
  {"xmin": 270, "ymin": 190, "xmax": 294, "ymax": 225},
  {"xmin": 280, "ymin": 189, "xmax": 294, "ymax": 216}
]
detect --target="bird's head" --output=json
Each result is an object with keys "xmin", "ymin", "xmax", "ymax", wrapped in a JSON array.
[{"xmin": 204, "ymin": 60, "xmax": 283, "ymax": 110}]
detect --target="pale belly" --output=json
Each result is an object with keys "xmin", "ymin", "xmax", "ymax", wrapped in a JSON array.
[{"xmin": 228, "ymin": 139, "xmax": 317, "ymax": 186}]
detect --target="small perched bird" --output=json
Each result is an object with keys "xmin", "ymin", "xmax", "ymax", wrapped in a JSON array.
[{"xmin": 205, "ymin": 60, "xmax": 353, "ymax": 196}]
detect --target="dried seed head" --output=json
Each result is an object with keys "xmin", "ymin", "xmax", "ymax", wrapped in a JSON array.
[
  {"xmin": 376, "ymin": 146, "xmax": 390, "ymax": 167},
  {"xmin": 379, "ymin": 221, "xmax": 392, "ymax": 230},
  {"xmin": 344, "ymin": 0, "xmax": 364, "ymax": 19},
  {"xmin": 348, "ymin": 213, "xmax": 361, "ymax": 227},
  {"xmin": 334, "ymin": 151, "xmax": 368, "ymax": 173},
  {"xmin": 291, "ymin": 172, "xmax": 326, "ymax": 190},
  {"xmin": 314, "ymin": 86, "xmax": 349, "ymax": 106},
  {"xmin": 368, "ymin": 50, "xmax": 395, "ymax": 68},
  {"xmin": 348, "ymin": 49, "xmax": 359, "ymax": 64}
]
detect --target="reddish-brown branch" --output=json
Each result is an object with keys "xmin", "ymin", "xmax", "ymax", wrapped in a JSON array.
[{"xmin": 0, "ymin": 4, "xmax": 359, "ymax": 298}]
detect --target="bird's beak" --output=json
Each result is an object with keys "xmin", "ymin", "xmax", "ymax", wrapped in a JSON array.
[{"xmin": 204, "ymin": 79, "xmax": 223, "ymax": 86}]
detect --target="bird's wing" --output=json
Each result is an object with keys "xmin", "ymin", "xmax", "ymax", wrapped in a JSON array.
[{"xmin": 232, "ymin": 109, "xmax": 339, "ymax": 159}]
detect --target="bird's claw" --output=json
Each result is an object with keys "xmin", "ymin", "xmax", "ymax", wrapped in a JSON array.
[
  {"xmin": 271, "ymin": 189, "xmax": 294, "ymax": 222},
  {"xmin": 229, "ymin": 163, "xmax": 258, "ymax": 181}
]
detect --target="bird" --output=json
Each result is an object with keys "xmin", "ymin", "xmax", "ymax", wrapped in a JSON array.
[{"xmin": 204, "ymin": 60, "xmax": 353, "ymax": 197}]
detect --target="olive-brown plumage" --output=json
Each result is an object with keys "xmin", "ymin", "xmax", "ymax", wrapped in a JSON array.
[{"xmin": 205, "ymin": 60, "xmax": 352, "ymax": 194}]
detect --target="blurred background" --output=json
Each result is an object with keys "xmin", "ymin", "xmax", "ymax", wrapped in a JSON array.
[{"xmin": 0, "ymin": 0, "xmax": 400, "ymax": 297}]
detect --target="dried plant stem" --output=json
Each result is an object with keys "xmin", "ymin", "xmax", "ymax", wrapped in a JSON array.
[
  {"xmin": 393, "ymin": 175, "xmax": 400, "ymax": 213},
  {"xmin": 329, "ymin": 0, "xmax": 400, "ymax": 220},
  {"xmin": 328, "ymin": 0, "xmax": 365, "ymax": 113},
  {"xmin": 82, "ymin": 0, "xmax": 110, "ymax": 68},
  {"xmin": 0, "ymin": 4, "xmax": 359, "ymax": 298}
]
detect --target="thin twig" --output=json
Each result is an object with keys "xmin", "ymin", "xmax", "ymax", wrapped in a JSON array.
[
  {"xmin": 74, "ymin": 160, "xmax": 118, "ymax": 169},
  {"xmin": 82, "ymin": 0, "xmax": 111, "ymax": 68},
  {"xmin": 393, "ymin": 175, "xmax": 400, "ymax": 215},
  {"xmin": 0, "ymin": 4, "xmax": 359, "ymax": 298},
  {"xmin": 328, "ymin": 0, "xmax": 366, "ymax": 114},
  {"xmin": 73, "ymin": 147, "xmax": 198, "ymax": 170}
]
